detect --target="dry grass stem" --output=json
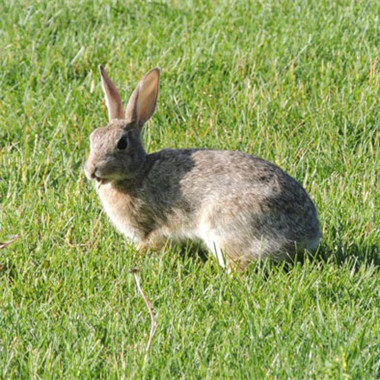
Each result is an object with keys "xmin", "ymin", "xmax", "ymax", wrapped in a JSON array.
[
  {"xmin": 130, "ymin": 269, "xmax": 156, "ymax": 353},
  {"xmin": 0, "ymin": 235, "xmax": 21, "ymax": 250}
]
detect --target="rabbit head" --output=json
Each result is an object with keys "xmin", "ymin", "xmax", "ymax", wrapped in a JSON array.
[{"xmin": 84, "ymin": 66, "xmax": 160, "ymax": 182}]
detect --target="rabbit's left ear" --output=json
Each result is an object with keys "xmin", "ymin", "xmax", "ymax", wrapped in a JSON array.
[
  {"xmin": 99, "ymin": 65, "xmax": 124, "ymax": 121},
  {"xmin": 125, "ymin": 67, "xmax": 160, "ymax": 128}
]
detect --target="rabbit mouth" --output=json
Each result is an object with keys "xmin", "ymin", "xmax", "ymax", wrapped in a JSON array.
[
  {"xmin": 94, "ymin": 175, "xmax": 105, "ymax": 189},
  {"xmin": 89, "ymin": 171, "xmax": 105, "ymax": 187}
]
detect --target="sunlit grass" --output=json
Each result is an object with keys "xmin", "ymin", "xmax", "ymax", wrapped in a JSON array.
[{"xmin": 0, "ymin": 0, "xmax": 379, "ymax": 378}]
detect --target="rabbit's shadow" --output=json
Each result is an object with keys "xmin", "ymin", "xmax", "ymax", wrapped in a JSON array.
[
  {"xmin": 173, "ymin": 239, "xmax": 380, "ymax": 275},
  {"xmin": 316, "ymin": 240, "xmax": 380, "ymax": 269}
]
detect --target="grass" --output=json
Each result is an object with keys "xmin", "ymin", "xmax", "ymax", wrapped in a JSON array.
[{"xmin": 0, "ymin": 0, "xmax": 379, "ymax": 378}]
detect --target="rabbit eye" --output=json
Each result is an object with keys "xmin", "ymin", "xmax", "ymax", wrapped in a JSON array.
[{"xmin": 117, "ymin": 137, "xmax": 128, "ymax": 150}]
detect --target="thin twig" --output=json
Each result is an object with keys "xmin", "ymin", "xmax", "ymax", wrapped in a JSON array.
[
  {"xmin": 130, "ymin": 269, "xmax": 156, "ymax": 353},
  {"xmin": 0, "ymin": 235, "xmax": 21, "ymax": 250}
]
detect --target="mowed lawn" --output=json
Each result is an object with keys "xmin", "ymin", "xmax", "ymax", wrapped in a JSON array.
[{"xmin": 0, "ymin": 0, "xmax": 379, "ymax": 378}]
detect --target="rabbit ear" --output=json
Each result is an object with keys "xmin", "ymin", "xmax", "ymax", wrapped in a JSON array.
[
  {"xmin": 99, "ymin": 65, "xmax": 124, "ymax": 121},
  {"xmin": 125, "ymin": 67, "xmax": 160, "ymax": 127}
]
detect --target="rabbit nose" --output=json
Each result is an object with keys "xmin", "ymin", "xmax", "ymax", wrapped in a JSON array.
[{"xmin": 84, "ymin": 164, "xmax": 98, "ymax": 180}]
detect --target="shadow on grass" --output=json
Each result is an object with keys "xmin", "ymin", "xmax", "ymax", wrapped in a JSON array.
[
  {"xmin": 174, "ymin": 239, "xmax": 380, "ymax": 276},
  {"xmin": 316, "ymin": 240, "xmax": 380, "ymax": 269}
]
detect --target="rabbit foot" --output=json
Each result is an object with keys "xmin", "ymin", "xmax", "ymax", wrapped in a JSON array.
[{"xmin": 136, "ymin": 236, "xmax": 164, "ymax": 253}]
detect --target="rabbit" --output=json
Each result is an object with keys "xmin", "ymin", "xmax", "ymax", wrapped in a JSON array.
[{"xmin": 84, "ymin": 65, "xmax": 321, "ymax": 270}]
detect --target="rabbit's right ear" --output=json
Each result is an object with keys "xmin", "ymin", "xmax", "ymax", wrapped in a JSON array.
[
  {"xmin": 125, "ymin": 67, "xmax": 160, "ymax": 128},
  {"xmin": 99, "ymin": 65, "xmax": 124, "ymax": 121}
]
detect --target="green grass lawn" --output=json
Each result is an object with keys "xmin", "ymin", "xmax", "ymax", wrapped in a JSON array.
[{"xmin": 1, "ymin": 0, "xmax": 379, "ymax": 378}]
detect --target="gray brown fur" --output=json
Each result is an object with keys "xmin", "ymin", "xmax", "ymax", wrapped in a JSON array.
[{"xmin": 84, "ymin": 66, "xmax": 320, "ymax": 269}]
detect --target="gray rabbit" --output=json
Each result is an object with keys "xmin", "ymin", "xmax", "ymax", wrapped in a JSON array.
[{"xmin": 84, "ymin": 66, "xmax": 320, "ymax": 269}]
